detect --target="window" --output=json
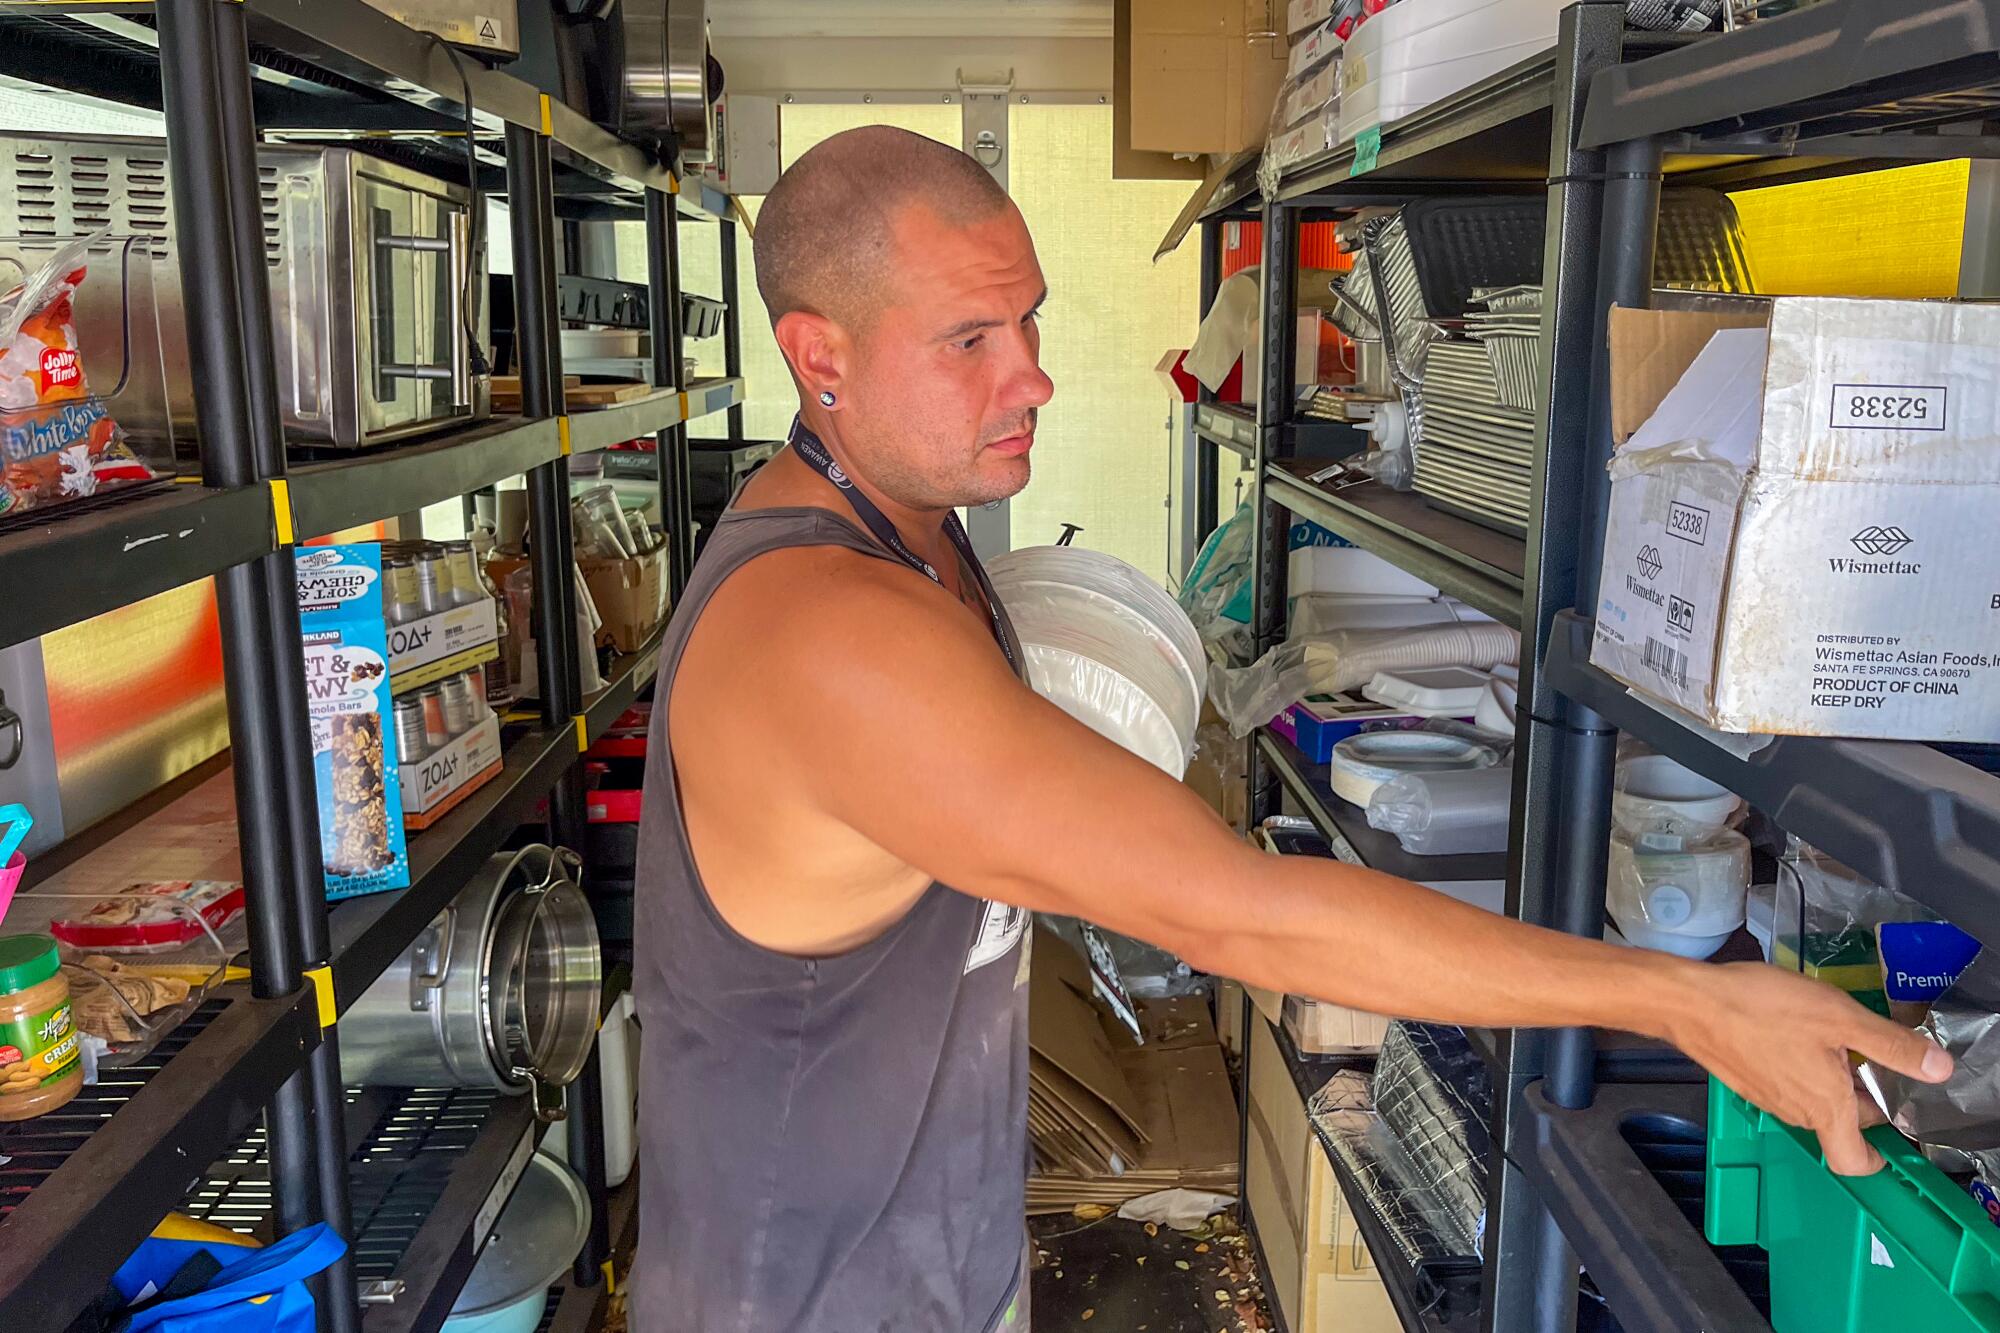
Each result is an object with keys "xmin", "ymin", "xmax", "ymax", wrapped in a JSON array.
[{"xmin": 1006, "ymin": 104, "xmax": 1198, "ymax": 578}]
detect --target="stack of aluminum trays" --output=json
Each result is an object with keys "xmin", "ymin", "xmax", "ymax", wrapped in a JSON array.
[{"xmin": 1412, "ymin": 285, "xmax": 1543, "ymax": 536}]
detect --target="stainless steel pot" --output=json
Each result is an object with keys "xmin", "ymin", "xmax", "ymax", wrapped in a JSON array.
[
  {"xmin": 621, "ymin": 0, "xmax": 714, "ymax": 161},
  {"xmin": 340, "ymin": 845, "xmax": 600, "ymax": 1122}
]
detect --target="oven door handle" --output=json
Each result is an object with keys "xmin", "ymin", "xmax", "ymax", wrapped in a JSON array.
[{"xmin": 374, "ymin": 209, "xmax": 473, "ymax": 409}]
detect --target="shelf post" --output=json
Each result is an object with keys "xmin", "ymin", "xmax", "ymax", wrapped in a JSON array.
[
  {"xmin": 209, "ymin": 9, "xmax": 359, "ymax": 1325},
  {"xmin": 720, "ymin": 214, "xmax": 747, "ymax": 444},
  {"xmin": 157, "ymin": 5, "xmax": 347, "ymax": 1328},
  {"xmin": 505, "ymin": 119, "xmax": 614, "ymax": 1288},
  {"xmin": 1485, "ymin": 7, "xmax": 1644, "ymax": 1332},
  {"xmin": 1194, "ymin": 217, "xmax": 1222, "ymax": 543},
  {"xmin": 646, "ymin": 188, "xmax": 696, "ymax": 595}
]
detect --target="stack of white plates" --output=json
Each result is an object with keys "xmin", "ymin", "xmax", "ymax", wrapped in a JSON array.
[{"xmin": 987, "ymin": 546, "xmax": 1208, "ymax": 778}]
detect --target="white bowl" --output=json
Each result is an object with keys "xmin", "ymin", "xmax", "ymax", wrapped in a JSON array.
[{"xmin": 1612, "ymin": 753, "xmax": 1741, "ymax": 845}]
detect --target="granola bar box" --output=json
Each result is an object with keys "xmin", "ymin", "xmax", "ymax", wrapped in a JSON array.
[{"xmin": 295, "ymin": 545, "xmax": 411, "ymax": 899}]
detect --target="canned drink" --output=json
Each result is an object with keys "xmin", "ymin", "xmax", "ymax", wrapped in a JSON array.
[
  {"xmin": 444, "ymin": 541, "xmax": 487, "ymax": 607},
  {"xmin": 418, "ymin": 687, "xmax": 450, "ymax": 751},
  {"xmin": 383, "ymin": 557, "xmax": 421, "ymax": 626},
  {"xmin": 439, "ymin": 673, "xmax": 478, "ymax": 735},
  {"xmin": 464, "ymin": 662, "xmax": 489, "ymax": 706},
  {"xmin": 415, "ymin": 552, "xmax": 452, "ymax": 617},
  {"xmin": 393, "ymin": 696, "xmax": 428, "ymax": 763}
]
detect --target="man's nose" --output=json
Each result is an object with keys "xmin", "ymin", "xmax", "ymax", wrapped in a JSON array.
[{"xmin": 1002, "ymin": 335, "xmax": 1054, "ymax": 411}]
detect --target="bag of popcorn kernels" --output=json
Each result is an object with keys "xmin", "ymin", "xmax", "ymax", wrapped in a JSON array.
[{"xmin": 0, "ymin": 236, "xmax": 158, "ymax": 519}]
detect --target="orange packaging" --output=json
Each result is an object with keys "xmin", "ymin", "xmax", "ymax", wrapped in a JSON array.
[{"xmin": 0, "ymin": 241, "xmax": 157, "ymax": 520}]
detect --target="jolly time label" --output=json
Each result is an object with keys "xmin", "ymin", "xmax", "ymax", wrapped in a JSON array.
[{"xmin": 0, "ymin": 999, "xmax": 80, "ymax": 1093}]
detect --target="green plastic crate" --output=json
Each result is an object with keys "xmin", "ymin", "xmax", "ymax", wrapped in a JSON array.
[{"xmin": 1706, "ymin": 1078, "xmax": 2000, "ymax": 1332}]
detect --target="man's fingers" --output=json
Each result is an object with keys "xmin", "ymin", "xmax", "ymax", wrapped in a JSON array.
[
  {"xmin": 1853, "ymin": 1086, "xmax": 1888, "ymax": 1131},
  {"xmin": 1821, "ymin": 1129, "xmax": 1884, "ymax": 1176},
  {"xmin": 1845, "ymin": 1012, "xmax": 1953, "ymax": 1085},
  {"xmin": 1817, "ymin": 1103, "xmax": 1884, "ymax": 1176}
]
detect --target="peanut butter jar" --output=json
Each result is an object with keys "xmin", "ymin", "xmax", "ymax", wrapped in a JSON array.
[{"xmin": 0, "ymin": 933, "xmax": 83, "ymax": 1121}]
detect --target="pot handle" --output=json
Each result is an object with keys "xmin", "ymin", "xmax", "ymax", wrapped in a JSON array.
[
  {"xmin": 527, "ymin": 845, "xmax": 583, "ymax": 896},
  {"xmin": 526, "ymin": 1071, "xmax": 567, "ymax": 1124},
  {"xmin": 408, "ymin": 907, "xmax": 454, "ymax": 1013}
]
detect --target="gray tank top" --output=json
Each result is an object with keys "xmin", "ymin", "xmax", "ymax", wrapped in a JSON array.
[{"xmin": 632, "ymin": 506, "xmax": 1032, "ymax": 1333}]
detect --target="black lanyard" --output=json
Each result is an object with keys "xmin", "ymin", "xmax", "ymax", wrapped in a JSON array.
[{"xmin": 788, "ymin": 417, "xmax": 1017, "ymax": 672}]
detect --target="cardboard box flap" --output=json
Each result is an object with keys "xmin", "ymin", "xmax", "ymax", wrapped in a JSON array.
[
  {"xmin": 1620, "ymin": 325, "xmax": 1771, "ymax": 474},
  {"xmin": 1029, "ymin": 941, "xmax": 1148, "ymax": 1143},
  {"xmin": 1156, "ymin": 150, "xmax": 1259, "ymax": 260},
  {"xmin": 1609, "ymin": 304, "xmax": 1769, "ymax": 444}
]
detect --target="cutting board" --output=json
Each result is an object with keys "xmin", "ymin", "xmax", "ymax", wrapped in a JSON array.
[{"xmin": 564, "ymin": 381, "xmax": 654, "ymax": 409}]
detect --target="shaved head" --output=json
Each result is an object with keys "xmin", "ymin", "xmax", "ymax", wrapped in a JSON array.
[
  {"xmin": 754, "ymin": 125, "xmax": 1010, "ymax": 328},
  {"xmin": 753, "ymin": 123, "xmax": 1051, "ymax": 516}
]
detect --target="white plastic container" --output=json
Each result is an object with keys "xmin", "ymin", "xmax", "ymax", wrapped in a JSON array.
[
  {"xmin": 1362, "ymin": 666, "xmax": 1493, "ymax": 717},
  {"xmin": 1473, "ymin": 674, "xmax": 1520, "ymax": 739},
  {"xmin": 1340, "ymin": 0, "xmax": 1566, "ymax": 136},
  {"xmin": 987, "ymin": 546, "xmax": 1207, "ymax": 778}
]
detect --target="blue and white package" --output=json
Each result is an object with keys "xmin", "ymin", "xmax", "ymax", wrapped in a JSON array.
[
  {"xmin": 295, "ymin": 545, "xmax": 409, "ymax": 899},
  {"xmin": 1878, "ymin": 920, "xmax": 1982, "ymax": 1017}
]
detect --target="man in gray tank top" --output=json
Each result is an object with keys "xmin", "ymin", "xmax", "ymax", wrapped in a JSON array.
[{"xmin": 633, "ymin": 127, "xmax": 1951, "ymax": 1332}]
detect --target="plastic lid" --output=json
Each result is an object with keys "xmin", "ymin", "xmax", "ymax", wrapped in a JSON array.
[
  {"xmin": 0, "ymin": 933, "xmax": 61, "ymax": 993},
  {"xmin": 453, "ymin": 1154, "xmax": 589, "ymax": 1316},
  {"xmin": 1362, "ymin": 666, "xmax": 1494, "ymax": 716}
]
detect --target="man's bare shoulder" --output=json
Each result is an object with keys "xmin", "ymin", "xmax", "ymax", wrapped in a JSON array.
[{"xmin": 679, "ymin": 532, "xmax": 1000, "ymax": 713}]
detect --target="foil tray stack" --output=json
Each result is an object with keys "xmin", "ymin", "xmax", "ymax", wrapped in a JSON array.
[{"xmin": 1412, "ymin": 286, "xmax": 1542, "ymax": 537}]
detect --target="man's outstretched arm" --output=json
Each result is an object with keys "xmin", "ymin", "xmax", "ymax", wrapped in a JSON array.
[{"xmin": 761, "ymin": 563, "xmax": 1951, "ymax": 1175}]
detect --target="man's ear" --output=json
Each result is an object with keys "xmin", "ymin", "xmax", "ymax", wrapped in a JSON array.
[{"xmin": 774, "ymin": 310, "xmax": 850, "ymax": 403}]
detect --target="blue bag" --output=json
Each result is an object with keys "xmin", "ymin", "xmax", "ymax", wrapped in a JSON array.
[{"xmin": 113, "ymin": 1223, "xmax": 346, "ymax": 1333}]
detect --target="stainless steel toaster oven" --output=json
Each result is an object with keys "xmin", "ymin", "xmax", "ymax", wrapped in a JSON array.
[{"xmin": 1, "ymin": 134, "xmax": 490, "ymax": 450}]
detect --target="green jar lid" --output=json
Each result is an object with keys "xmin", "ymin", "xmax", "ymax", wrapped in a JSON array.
[{"xmin": 0, "ymin": 934, "xmax": 61, "ymax": 993}]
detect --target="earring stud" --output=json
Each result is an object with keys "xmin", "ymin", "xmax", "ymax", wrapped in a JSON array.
[{"xmin": 819, "ymin": 390, "xmax": 837, "ymax": 407}]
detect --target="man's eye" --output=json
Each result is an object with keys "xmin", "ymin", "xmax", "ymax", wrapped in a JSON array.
[{"xmin": 955, "ymin": 334, "xmax": 985, "ymax": 352}]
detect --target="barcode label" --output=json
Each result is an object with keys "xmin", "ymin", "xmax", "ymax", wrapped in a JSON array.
[{"xmin": 1643, "ymin": 637, "xmax": 1689, "ymax": 689}]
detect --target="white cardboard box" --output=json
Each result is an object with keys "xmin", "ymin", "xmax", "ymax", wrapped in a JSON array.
[
  {"xmin": 399, "ymin": 713, "xmax": 503, "ymax": 828},
  {"xmin": 1591, "ymin": 298, "xmax": 2000, "ymax": 740},
  {"xmin": 1246, "ymin": 1019, "xmax": 1401, "ymax": 1333},
  {"xmin": 389, "ymin": 600, "xmax": 499, "ymax": 693}
]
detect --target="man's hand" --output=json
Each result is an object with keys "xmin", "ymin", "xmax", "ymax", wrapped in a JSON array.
[{"xmin": 1666, "ymin": 962, "xmax": 1953, "ymax": 1175}]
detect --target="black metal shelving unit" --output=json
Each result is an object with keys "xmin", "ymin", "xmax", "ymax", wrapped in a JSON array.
[
  {"xmin": 1198, "ymin": 4, "xmax": 2000, "ymax": 1333},
  {"xmin": 0, "ymin": 1, "xmax": 748, "ymax": 1328}
]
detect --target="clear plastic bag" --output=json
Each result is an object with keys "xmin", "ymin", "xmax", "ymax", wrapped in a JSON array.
[
  {"xmin": 1259, "ymin": 18, "xmax": 1346, "ymax": 198},
  {"xmin": 1365, "ymin": 766, "xmax": 1512, "ymax": 855},
  {"xmin": 1605, "ymin": 826, "xmax": 1751, "ymax": 959},
  {"xmin": 1, "ymin": 233, "xmax": 168, "ymax": 518},
  {"xmin": 1208, "ymin": 621, "xmax": 1519, "ymax": 736},
  {"xmin": 1178, "ymin": 501, "xmax": 1256, "ymax": 654},
  {"xmin": 1319, "ymin": 1020, "xmax": 1492, "ymax": 1262},
  {"xmin": 1762, "ymin": 836, "xmax": 1935, "ymax": 1015}
]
